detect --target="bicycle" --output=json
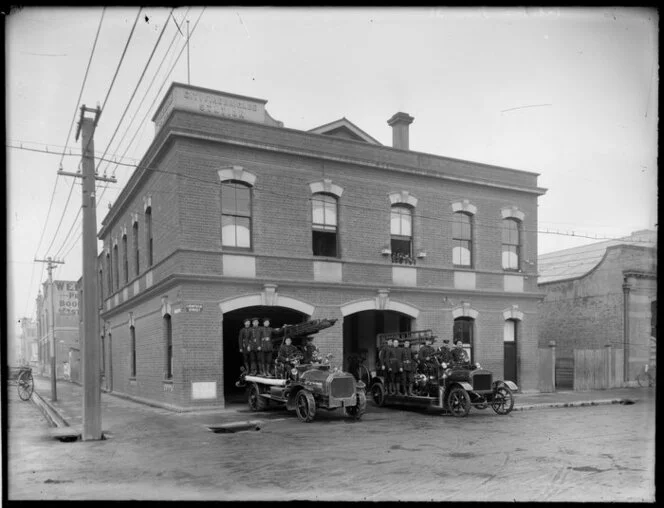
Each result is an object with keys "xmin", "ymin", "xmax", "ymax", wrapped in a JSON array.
[
  {"xmin": 636, "ymin": 364, "xmax": 656, "ymax": 388},
  {"xmin": 346, "ymin": 353, "xmax": 372, "ymax": 388}
]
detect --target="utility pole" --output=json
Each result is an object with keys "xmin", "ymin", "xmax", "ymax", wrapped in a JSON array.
[
  {"xmin": 34, "ymin": 257, "xmax": 64, "ymax": 401},
  {"xmin": 59, "ymin": 104, "xmax": 115, "ymax": 441}
]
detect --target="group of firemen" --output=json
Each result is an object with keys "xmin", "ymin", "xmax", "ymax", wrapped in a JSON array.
[
  {"xmin": 378, "ymin": 336, "xmax": 469, "ymax": 396},
  {"xmin": 238, "ymin": 318, "xmax": 321, "ymax": 377}
]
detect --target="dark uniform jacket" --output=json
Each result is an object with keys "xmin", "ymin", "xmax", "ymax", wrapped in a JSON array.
[
  {"xmin": 277, "ymin": 343, "xmax": 300, "ymax": 363},
  {"xmin": 260, "ymin": 326, "xmax": 273, "ymax": 352},
  {"xmin": 238, "ymin": 326, "xmax": 251, "ymax": 351},
  {"xmin": 436, "ymin": 347, "xmax": 452, "ymax": 364},
  {"xmin": 378, "ymin": 343, "xmax": 391, "ymax": 370},
  {"xmin": 387, "ymin": 345, "xmax": 401, "ymax": 371},
  {"xmin": 302, "ymin": 342, "xmax": 318, "ymax": 364},
  {"xmin": 248, "ymin": 326, "xmax": 261, "ymax": 351},
  {"xmin": 418, "ymin": 345, "xmax": 436, "ymax": 363},
  {"xmin": 401, "ymin": 347, "xmax": 415, "ymax": 371}
]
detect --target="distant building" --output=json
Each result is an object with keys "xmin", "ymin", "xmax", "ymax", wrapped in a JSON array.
[
  {"xmin": 18, "ymin": 317, "xmax": 38, "ymax": 366},
  {"xmin": 35, "ymin": 280, "xmax": 81, "ymax": 379},
  {"xmin": 96, "ymin": 82, "xmax": 547, "ymax": 410},
  {"xmin": 537, "ymin": 230, "xmax": 657, "ymax": 388}
]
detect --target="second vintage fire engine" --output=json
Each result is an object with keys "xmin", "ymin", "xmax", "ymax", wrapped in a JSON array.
[{"xmin": 370, "ymin": 330, "xmax": 517, "ymax": 417}]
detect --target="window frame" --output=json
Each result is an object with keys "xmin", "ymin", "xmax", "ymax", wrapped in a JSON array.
[
  {"xmin": 133, "ymin": 221, "xmax": 140, "ymax": 276},
  {"xmin": 501, "ymin": 218, "xmax": 521, "ymax": 271},
  {"xmin": 145, "ymin": 207, "xmax": 153, "ymax": 267},
  {"xmin": 122, "ymin": 233, "xmax": 129, "ymax": 284},
  {"xmin": 130, "ymin": 325, "xmax": 136, "ymax": 379},
  {"xmin": 452, "ymin": 211, "xmax": 473, "ymax": 267},
  {"xmin": 390, "ymin": 204, "xmax": 414, "ymax": 262},
  {"xmin": 312, "ymin": 192, "xmax": 339, "ymax": 257},
  {"xmin": 453, "ymin": 317, "xmax": 474, "ymax": 363},
  {"xmin": 221, "ymin": 180, "xmax": 253, "ymax": 250}
]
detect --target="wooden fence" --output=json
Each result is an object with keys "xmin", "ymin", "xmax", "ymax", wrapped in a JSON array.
[{"xmin": 573, "ymin": 347, "xmax": 624, "ymax": 390}]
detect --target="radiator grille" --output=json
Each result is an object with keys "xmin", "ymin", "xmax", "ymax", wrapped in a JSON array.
[
  {"xmin": 330, "ymin": 377, "xmax": 355, "ymax": 398},
  {"xmin": 472, "ymin": 372, "xmax": 492, "ymax": 391}
]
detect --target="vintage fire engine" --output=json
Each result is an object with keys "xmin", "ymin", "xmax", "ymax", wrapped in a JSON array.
[
  {"xmin": 370, "ymin": 330, "xmax": 517, "ymax": 417},
  {"xmin": 236, "ymin": 318, "xmax": 367, "ymax": 422}
]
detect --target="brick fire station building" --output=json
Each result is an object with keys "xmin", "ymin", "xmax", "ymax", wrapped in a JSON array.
[{"xmin": 96, "ymin": 82, "xmax": 547, "ymax": 410}]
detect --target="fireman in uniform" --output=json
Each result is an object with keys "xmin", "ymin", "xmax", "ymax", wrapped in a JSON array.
[
  {"xmin": 418, "ymin": 336, "xmax": 439, "ymax": 377},
  {"xmin": 238, "ymin": 318, "xmax": 251, "ymax": 373},
  {"xmin": 388, "ymin": 339, "xmax": 402, "ymax": 395},
  {"xmin": 401, "ymin": 339, "xmax": 416, "ymax": 396},
  {"xmin": 259, "ymin": 318, "xmax": 273, "ymax": 376},
  {"xmin": 302, "ymin": 336, "xmax": 318, "ymax": 364},
  {"xmin": 248, "ymin": 317, "xmax": 261, "ymax": 375},
  {"xmin": 378, "ymin": 339, "xmax": 391, "ymax": 377},
  {"xmin": 436, "ymin": 338, "xmax": 452, "ymax": 366},
  {"xmin": 276, "ymin": 337, "xmax": 300, "ymax": 379},
  {"xmin": 452, "ymin": 340, "xmax": 470, "ymax": 366}
]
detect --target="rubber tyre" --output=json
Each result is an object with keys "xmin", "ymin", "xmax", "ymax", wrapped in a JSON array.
[
  {"xmin": 491, "ymin": 386, "xmax": 515, "ymax": 415},
  {"xmin": 17, "ymin": 371, "xmax": 34, "ymax": 401},
  {"xmin": 248, "ymin": 383, "xmax": 267, "ymax": 411},
  {"xmin": 447, "ymin": 387, "xmax": 471, "ymax": 417},
  {"xmin": 371, "ymin": 382, "xmax": 386, "ymax": 407},
  {"xmin": 345, "ymin": 391, "xmax": 367, "ymax": 420},
  {"xmin": 295, "ymin": 390, "xmax": 316, "ymax": 423}
]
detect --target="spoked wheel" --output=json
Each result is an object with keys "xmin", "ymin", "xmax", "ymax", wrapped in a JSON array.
[
  {"xmin": 344, "ymin": 391, "xmax": 367, "ymax": 420},
  {"xmin": 17, "ymin": 371, "xmax": 34, "ymax": 401},
  {"xmin": 371, "ymin": 382, "xmax": 386, "ymax": 407},
  {"xmin": 447, "ymin": 387, "xmax": 471, "ymax": 417},
  {"xmin": 491, "ymin": 386, "xmax": 515, "ymax": 415},
  {"xmin": 248, "ymin": 383, "xmax": 267, "ymax": 411},
  {"xmin": 295, "ymin": 390, "xmax": 316, "ymax": 422}
]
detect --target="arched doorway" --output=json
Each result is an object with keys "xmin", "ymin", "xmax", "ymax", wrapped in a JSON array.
[
  {"xmin": 222, "ymin": 306, "xmax": 307, "ymax": 404},
  {"xmin": 342, "ymin": 310, "xmax": 412, "ymax": 373}
]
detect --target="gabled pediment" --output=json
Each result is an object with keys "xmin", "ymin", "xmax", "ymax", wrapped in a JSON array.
[{"xmin": 308, "ymin": 117, "xmax": 382, "ymax": 145}]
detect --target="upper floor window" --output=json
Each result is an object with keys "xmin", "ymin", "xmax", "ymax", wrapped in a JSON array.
[
  {"xmin": 130, "ymin": 325, "xmax": 137, "ymax": 378},
  {"xmin": 133, "ymin": 221, "xmax": 140, "ymax": 276},
  {"xmin": 122, "ymin": 233, "xmax": 129, "ymax": 284},
  {"xmin": 164, "ymin": 313, "xmax": 173, "ymax": 380},
  {"xmin": 312, "ymin": 193, "xmax": 338, "ymax": 257},
  {"xmin": 106, "ymin": 252, "xmax": 112, "ymax": 293},
  {"xmin": 98, "ymin": 269, "xmax": 104, "ymax": 305},
  {"xmin": 391, "ymin": 204, "xmax": 413, "ymax": 263},
  {"xmin": 452, "ymin": 212, "xmax": 473, "ymax": 267},
  {"xmin": 221, "ymin": 181, "xmax": 251, "ymax": 248},
  {"xmin": 145, "ymin": 207, "xmax": 153, "ymax": 267},
  {"xmin": 502, "ymin": 218, "xmax": 521, "ymax": 270}
]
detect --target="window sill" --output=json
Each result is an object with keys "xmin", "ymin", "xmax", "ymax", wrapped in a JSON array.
[
  {"xmin": 453, "ymin": 265, "xmax": 474, "ymax": 270},
  {"xmin": 222, "ymin": 247, "xmax": 253, "ymax": 253}
]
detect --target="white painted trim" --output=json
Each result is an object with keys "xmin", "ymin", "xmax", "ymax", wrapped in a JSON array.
[
  {"xmin": 309, "ymin": 179, "xmax": 344, "ymax": 198},
  {"xmin": 217, "ymin": 166, "xmax": 256, "ymax": 187},
  {"xmin": 501, "ymin": 206, "xmax": 525, "ymax": 221},
  {"xmin": 340, "ymin": 298, "xmax": 420, "ymax": 318},
  {"xmin": 218, "ymin": 293, "xmax": 314, "ymax": 316},
  {"xmin": 451, "ymin": 200, "xmax": 477, "ymax": 215},
  {"xmin": 452, "ymin": 305, "xmax": 479, "ymax": 320},
  {"xmin": 502, "ymin": 308, "xmax": 524, "ymax": 321},
  {"xmin": 389, "ymin": 191, "xmax": 418, "ymax": 208}
]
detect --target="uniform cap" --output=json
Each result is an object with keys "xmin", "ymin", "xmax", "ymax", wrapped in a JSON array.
[
  {"xmin": 251, "ymin": 317, "xmax": 260, "ymax": 322},
  {"xmin": 243, "ymin": 318, "xmax": 251, "ymax": 323},
  {"xmin": 442, "ymin": 339, "xmax": 450, "ymax": 344},
  {"xmin": 262, "ymin": 318, "xmax": 270, "ymax": 323}
]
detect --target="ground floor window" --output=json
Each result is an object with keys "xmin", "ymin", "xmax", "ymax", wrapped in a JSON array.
[{"xmin": 453, "ymin": 317, "xmax": 474, "ymax": 363}]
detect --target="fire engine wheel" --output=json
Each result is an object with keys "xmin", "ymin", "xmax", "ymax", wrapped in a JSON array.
[
  {"xmin": 370, "ymin": 382, "xmax": 386, "ymax": 407},
  {"xmin": 295, "ymin": 390, "xmax": 316, "ymax": 423},
  {"xmin": 491, "ymin": 386, "xmax": 514, "ymax": 415},
  {"xmin": 17, "ymin": 371, "xmax": 34, "ymax": 401},
  {"xmin": 345, "ymin": 391, "xmax": 367, "ymax": 420},
  {"xmin": 248, "ymin": 384, "xmax": 267, "ymax": 411},
  {"xmin": 447, "ymin": 387, "xmax": 471, "ymax": 417}
]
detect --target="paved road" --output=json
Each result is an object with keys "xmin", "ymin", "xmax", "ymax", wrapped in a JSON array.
[{"xmin": 6, "ymin": 385, "xmax": 655, "ymax": 501}]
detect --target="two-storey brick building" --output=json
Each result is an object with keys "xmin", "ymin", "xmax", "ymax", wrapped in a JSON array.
[{"xmin": 97, "ymin": 82, "xmax": 547, "ymax": 410}]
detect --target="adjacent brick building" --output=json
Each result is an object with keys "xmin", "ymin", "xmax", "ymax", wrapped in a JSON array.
[
  {"xmin": 537, "ymin": 230, "xmax": 657, "ymax": 388},
  {"xmin": 97, "ymin": 82, "xmax": 547, "ymax": 410}
]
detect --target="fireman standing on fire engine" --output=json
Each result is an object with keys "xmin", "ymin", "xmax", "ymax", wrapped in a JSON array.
[
  {"xmin": 452, "ymin": 340, "xmax": 470, "ymax": 366},
  {"xmin": 388, "ymin": 339, "xmax": 402, "ymax": 395},
  {"xmin": 277, "ymin": 337, "xmax": 300, "ymax": 378},
  {"xmin": 248, "ymin": 318, "xmax": 261, "ymax": 375},
  {"xmin": 401, "ymin": 340, "xmax": 416, "ymax": 396},
  {"xmin": 378, "ymin": 339, "xmax": 391, "ymax": 375},
  {"xmin": 238, "ymin": 318, "xmax": 251, "ymax": 373},
  {"xmin": 436, "ymin": 339, "xmax": 452, "ymax": 365},
  {"xmin": 259, "ymin": 318, "xmax": 273, "ymax": 376},
  {"xmin": 418, "ymin": 336, "xmax": 439, "ymax": 376}
]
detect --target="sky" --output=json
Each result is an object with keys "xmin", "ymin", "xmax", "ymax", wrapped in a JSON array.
[{"xmin": 5, "ymin": 6, "xmax": 659, "ymax": 343}]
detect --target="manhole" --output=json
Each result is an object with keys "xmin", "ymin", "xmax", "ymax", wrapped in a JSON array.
[{"xmin": 208, "ymin": 421, "xmax": 262, "ymax": 433}]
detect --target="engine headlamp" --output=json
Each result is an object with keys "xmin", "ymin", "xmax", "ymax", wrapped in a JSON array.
[
  {"xmin": 475, "ymin": 363, "xmax": 481, "ymax": 369},
  {"xmin": 429, "ymin": 376, "xmax": 435, "ymax": 380},
  {"xmin": 442, "ymin": 362, "xmax": 448, "ymax": 369},
  {"xmin": 291, "ymin": 368, "xmax": 298, "ymax": 376}
]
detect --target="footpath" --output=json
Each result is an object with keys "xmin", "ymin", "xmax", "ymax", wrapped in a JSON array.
[{"xmin": 29, "ymin": 375, "xmax": 651, "ymax": 440}]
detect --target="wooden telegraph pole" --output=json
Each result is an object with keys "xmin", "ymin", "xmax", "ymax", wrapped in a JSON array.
[
  {"xmin": 34, "ymin": 256, "xmax": 65, "ymax": 401},
  {"xmin": 59, "ymin": 104, "xmax": 115, "ymax": 440}
]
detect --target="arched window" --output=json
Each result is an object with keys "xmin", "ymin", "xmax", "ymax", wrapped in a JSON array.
[
  {"xmin": 221, "ymin": 180, "xmax": 252, "ymax": 248},
  {"xmin": 98, "ymin": 268, "xmax": 104, "ymax": 304},
  {"xmin": 452, "ymin": 212, "xmax": 473, "ymax": 267},
  {"xmin": 502, "ymin": 218, "xmax": 521, "ymax": 270},
  {"xmin": 164, "ymin": 313, "xmax": 173, "ymax": 379},
  {"xmin": 133, "ymin": 221, "xmax": 140, "ymax": 276},
  {"xmin": 453, "ymin": 317, "xmax": 474, "ymax": 363},
  {"xmin": 106, "ymin": 252, "xmax": 112, "ymax": 293},
  {"xmin": 145, "ymin": 207, "xmax": 153, "ymax": 267},
  {"xmin": 113, "ymin": 244, "xmax": 119, "ymax": 290},
  {"xmin": 312, "ymin": 193, "xmax": 338, "ymax": 257},
  {"xmin": 100, "ymin": 333, "xmax": 105, "ymax": 376},
  {"xmin": 122, "ymin": 233, "xmax": 128, "ymax": 284},
  {"xmin": 391, "ymin": 204, "xmax": 413, "ymax": 261}
]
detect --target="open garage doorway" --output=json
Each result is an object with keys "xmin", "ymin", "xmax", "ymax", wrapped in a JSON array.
[
  {"xmin": 222, "ymin": 306, "xmax": 308, "ymax": 405},
  {"xmin": 342, "ymin": 311, "xmax": 412, "ymax": 373}
]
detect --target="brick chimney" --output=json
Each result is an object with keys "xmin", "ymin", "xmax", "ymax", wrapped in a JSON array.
[{"xmin": 387, "ymin": 112, "xmax": 414, "ymax": 150}]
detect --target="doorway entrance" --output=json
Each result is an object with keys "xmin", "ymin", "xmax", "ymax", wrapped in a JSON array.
[
  {"xmin": 222, "ymin": 306, "xmax": 307, "ymax": 404},
  {"xmin": 503, "ymin": 319, "xmax": 517, "ymax": 383},
  {"xmin": 342, "ymin": 310, "xmax": 412, "ymax": 373}
]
